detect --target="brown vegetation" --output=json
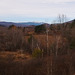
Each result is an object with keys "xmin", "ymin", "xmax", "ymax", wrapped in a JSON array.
[{"xmin": 0, "ymin": 19, "xmax": 75, "ymax": 75}]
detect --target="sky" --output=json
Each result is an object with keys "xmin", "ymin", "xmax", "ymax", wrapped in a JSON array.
[{"xmin": 0, "ymin": 0, "xmax": 75, "ymax": 23}]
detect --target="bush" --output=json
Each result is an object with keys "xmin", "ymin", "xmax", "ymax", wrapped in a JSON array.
[
  {"xmin": 70, "ymin": 39, "xmax": 75, "ymax": 49},
  {"xmin": 35, "ymin": 24, "xmax": 46, "ymax": 33},
  {"xmin": 32, "ymin": 48, "xmax": 42, "ymax": 58}
]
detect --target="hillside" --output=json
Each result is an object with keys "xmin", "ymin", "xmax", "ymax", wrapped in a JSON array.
[
  {"xmin": 0, "ymin": 19, "xmax": 75, "ymax": 75},
  {"xmin": 0, "ymin": 21, "xmax": 44, "ymax": 27}
]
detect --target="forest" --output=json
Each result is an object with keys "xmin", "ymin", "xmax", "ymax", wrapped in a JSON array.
[{"xmin": 0, "ymin": 17, "xmax": 75, "ymax": 75}]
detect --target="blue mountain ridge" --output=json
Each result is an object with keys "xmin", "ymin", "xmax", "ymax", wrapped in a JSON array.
[{"xmin": 0, "ymin": 21, "xmax": 44, "ymax": 27}]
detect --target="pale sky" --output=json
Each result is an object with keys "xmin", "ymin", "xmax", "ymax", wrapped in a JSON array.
[{"xmin": 0, "ymin": 0, "xmax": 75, "ymax": 23}]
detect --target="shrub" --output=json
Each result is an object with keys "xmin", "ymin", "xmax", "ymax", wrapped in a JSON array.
[
  {"xmin": 70, "ymin": 39, "xmax": 75, "ymax": 49},
  {"xmin": 35, "ymin": 24, "xmax": 46, "ymax": 33},
  {"xmin": 32, "ymin": 48, "xmax": 42, "ymax": 58}
]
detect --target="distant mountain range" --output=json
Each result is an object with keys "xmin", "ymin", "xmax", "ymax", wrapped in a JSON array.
[
  {"xmin": 0, "ymin": 19, "xmax": 75, "ymax": 27},
  {"xmin": 0, "ymin": 21, "xmax": 44, "ymax": 27}
]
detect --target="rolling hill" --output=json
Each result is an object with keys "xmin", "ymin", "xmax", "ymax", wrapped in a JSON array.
[{"xmin": 0, "ymin": 21, "xmax": 44, "ymax": 27}]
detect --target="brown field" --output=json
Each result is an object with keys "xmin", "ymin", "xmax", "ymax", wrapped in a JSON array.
[
  {"xmin": 0, "ymin": 51, "xmax": 31, "ymax": 62},
  {"xmin": 0, "ymin": 51, "xmax": 75, "ymax": 75}
]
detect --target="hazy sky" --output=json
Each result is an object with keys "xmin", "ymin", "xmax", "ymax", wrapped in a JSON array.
[{"xmin": 0, "ymin": 0, "xmax": 75, "ymax": 23}]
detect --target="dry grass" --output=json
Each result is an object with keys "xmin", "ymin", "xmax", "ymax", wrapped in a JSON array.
[
  {"xmin": 0, "ymin": 51, "xmax": 31, "ymax": 62},
  {"xmin": 0, "ymin": 51, "xmax": 75, "ymax": 75},
  {"xmin": 0, "ymin": 51, "xmax": 46, "ymax": 75}
]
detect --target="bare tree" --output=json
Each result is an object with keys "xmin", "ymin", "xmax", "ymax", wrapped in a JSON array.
[
  {"xmin": 46, "ymin": 24, "xmax": 53, "ymax": 75},
  {"xmin": 46, "ymin": 26, "xmax": 50, "ymax": 75}
]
